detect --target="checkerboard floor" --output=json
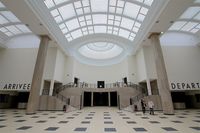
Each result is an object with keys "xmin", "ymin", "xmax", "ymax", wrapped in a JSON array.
[{"xmin": 0, "ymin": 107, "xmax": 200, "ymax": 133}]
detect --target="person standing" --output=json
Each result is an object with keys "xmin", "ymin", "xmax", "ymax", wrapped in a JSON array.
[
  {"xmin": 141, "ymin": 99, "xmax": 146, "ymax": 114},
  {"xmin": 148, "ymin": 100, "xmax": 154, "ymax": 115},
  {"xmin": 63, "ymin": 105, "xmax": 66, "ymax": 112}
]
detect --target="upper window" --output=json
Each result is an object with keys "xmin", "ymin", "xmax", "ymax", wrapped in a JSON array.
[
  {"xmin": 0, "ymin": 2, "xmax": 32, "ymax": 37},
  {"xmin": 168, "ymin": 1, "xmax": 200, "ymax": 34},
  {"xmin": 44, "ymin": 0, "xmax": 154, "ymax": 42}
]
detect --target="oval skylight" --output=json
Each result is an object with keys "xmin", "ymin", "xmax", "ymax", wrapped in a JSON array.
[
  {"xmin": 78, "ymin": 42, "xmax": 123, "ymax": 60},
  {"xmin": 44, "ymin": 0, "xmax": 154, "ymax": 42}
]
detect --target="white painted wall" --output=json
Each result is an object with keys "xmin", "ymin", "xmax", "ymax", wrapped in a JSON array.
[
  {"xmin": 127, "ymin": 55, "xmax": 137, "ymax": 83},
  {"xmin": 54, "ymin": 49, "xmax": 66, "ymax": 82},
  {"xmin": 162, "ymin": 45, "xmax": 200, "ymax": 87},
  {"xmin": 63, "ymin": 56, "xmax": 75, "ymax": 84},
  {"xmin": 73, "ymin": 58, "xmax": 128, "ymax": 84},
  {"xmin": 0, "ymin": 48, "xmax": 37, "ymax": 88}
]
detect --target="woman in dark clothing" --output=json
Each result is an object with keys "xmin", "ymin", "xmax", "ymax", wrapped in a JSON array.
[{"xmin": 141, "ymin": 99, "xmax": 146, "ymax": 114}]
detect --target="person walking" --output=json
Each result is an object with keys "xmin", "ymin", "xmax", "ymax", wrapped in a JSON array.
[
  {"xmin": 148, "ymin": 100, "xmax": 154, "ymax": 115},
  {"xmin": 141, "ymin": 99, "xmax": 146, "ymax": 115}
]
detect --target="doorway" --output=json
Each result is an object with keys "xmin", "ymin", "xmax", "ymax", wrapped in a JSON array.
[
  {"xmin": 93, "ymin": 92, "xmax": 108, "ymax": 106},
  {"xmin": 84, "ymin": 92, "xmax": 91, "ymax": 107},
  {"xmin": 110, "ymin": 92, "xmax": 117, "ymax": 106}
]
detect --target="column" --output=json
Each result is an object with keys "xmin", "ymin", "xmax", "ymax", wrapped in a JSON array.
[
  {"xmin": 149, "ymin": 33, "xmax": 174, "ymax": 115},
  {"xmin": 146, "ymin": 78, "xmax": 152, "ymax": 95},
  {"xmin": 108, "ymin": 92, "xmax": 111, "ymax": 106},
  {"xmin": 91, "ymin": 92, "xmax": 93, "ymax": 106},
  {"xmin": 49, "ymin": 79, "xmax": 55, "ymax": 96},
  {"xmin": 26, "ymin": 35, "xmax": 50, "ymax": 114}
]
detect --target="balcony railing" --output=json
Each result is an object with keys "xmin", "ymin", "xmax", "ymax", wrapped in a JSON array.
[{"xmin": 55, "ymin": 82, "xmax": 145, "ymax": 94}]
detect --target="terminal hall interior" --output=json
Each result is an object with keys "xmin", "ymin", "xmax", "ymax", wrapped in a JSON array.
[{"xmin": 0, "ymin": 0, "xmax": 200, "ymax": 133}]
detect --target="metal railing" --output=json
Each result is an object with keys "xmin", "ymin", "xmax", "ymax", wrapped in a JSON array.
[
  {"xmin": 42, "ymin": 88, "xmax": 49, "ymax": 95},
  {"xmin": 55, "ymin": 93, "xmax": 69, "ymax": 104},
  {"xmin": 54, "ymin": 82, "xmax": 146, "ymax": 94},
  {"xmin": 131, "ymin": 93, "xmax": 147, "ymax": 104}
]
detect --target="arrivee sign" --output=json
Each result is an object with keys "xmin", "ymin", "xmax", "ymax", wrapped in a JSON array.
[{"xmin": 0, "ymin": 83, "xmax": 31, "ymax": 91}]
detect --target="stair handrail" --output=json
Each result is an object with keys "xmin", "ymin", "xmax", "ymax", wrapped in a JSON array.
[
  {"xmin": 55, "ymin": 93, "xmax": 69, "ymax": 104},
  {"xmin": 131, "ymin": 93, "xmax": 147, "ymax": 104},
  {"xmin": 55, "ymin": 82, "xmax": 75, "ymax": 94}
]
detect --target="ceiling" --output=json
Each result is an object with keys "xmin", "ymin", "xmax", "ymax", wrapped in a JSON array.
[{"xmin": 0, "ymin": 0, "xmax": 199, "ymax": 65}]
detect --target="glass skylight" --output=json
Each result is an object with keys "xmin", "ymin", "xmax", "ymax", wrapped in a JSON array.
[
  {"xmin": 0, "ymin": 2, "xmax": 32, "ymax": 37},
  {"xmin": 78, "ymin": 42, "xmax": 123, "ymax": 60},
  {"xmin": 44, "ymin": 0, "xmax": 154, "ymax": 42},
  {"xmin": 169, "ymin": 3, "xmax": 200, "ymax": 34}
]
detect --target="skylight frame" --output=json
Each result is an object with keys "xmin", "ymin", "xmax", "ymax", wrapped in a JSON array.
[
  {"xmin": 0, "ymin": 1, "xmax": 32, "ymax": 38},
  {"xmin": 44, "ymin": 0, "xmax": 154, "ymax": 42},
  {"xmin": 168, "ymin": 3, "xmax": 200, "ymax": 34}
]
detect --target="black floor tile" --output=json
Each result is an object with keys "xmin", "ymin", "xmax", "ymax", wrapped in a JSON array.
[
  {"xmin": 162, "ymin": 127, "xmax": 177, "ymax": 131},
  {"xmin": 171, "ymin": 120, "xmax": 183, "ymax": 123},
  {"xmin": 104, "ymin": 114, "xmax": 110, "ymax": 116},
  {"xmin": 31, "ymin": 116, "xmax": 40, "ymax": 118},
  {"xmin": 74, "ymin": 127, "xmax": 87, "ymax": 131},
  {"xmin": 13, "ymin": 113, "xmax": 20, "ymax": 114},
  {"xmin": 81, "ymin": 121, "xmax": 90, "ymax": 124},
  {"xmin": 104, "ymin": 117, "xmax": 111, "ymax": 119},
  {"xmin": 135, "ymin": 114, "xmax": 142, "ymax": 116},
  {"xmin": 104, "ymin": 121, "xmax": 113, "ymax": 124},
  {"xmin": 42, "ymin": 113, "xmax": 48, "ymax": 115},
  {"xmin": 77, "ymin": 112, "xmax": 82, "ymax": 113},
  {"xmin": 133, "ymin": 128, "xmax": 147, "ymax": 132},
  {"xmin": 0, "ymin": 125, "xmax": 6, "ymax": 128},
  {"xmin": 45, "ymin": 127, "xmax": 59, "ymax": 131},
  {"xmin": 90, "ymin": 112, "xmax": 95, "ymax": 113},
  {"xmin": 127, "ymin": 121, "xmax": 136, "ymax": 124},
  {"xmin": 15, "ymin": 120, "xmax": 26, "ymax": 122},
  {"xmin": 119, "ymin": 114, "xmax": 126, "ymax": 116},
  {"xmin": 190, "ymin": 127, "xmax": 200, "ymax": 131},
  {"xmin": 104, "ymin": 128, "xmax": 116, "ymax": 132},
  {"xmin": 67, "ymin": 117, "xmax": 74, "ymax": 119},
  {"xmin": 149, "ymin": 121, "xmax": 160, "ymax": 124},
  {"xmin": 0, "ymin": 119, "xmax": 6, "ymax": 121},
  {"xmin": 195, "ymin": 116, "xmax": 200, "ymax": 118},
  {"xmin": 73, "ymin": 114, "xmax": 79, "ymax": 116},
  {"xmin": 122, "ymin": 117, "xmax": 130, "ymax": 119},
  {"xmin": 181, "ymin": 113, "xmax": 188, "ymax": 115},
  {"xmin": 193, "ymin": 120, "xmax": 200, "ymax": 123},
  {"xmin": 49, "ymin": 116, "xmax": 56, "ymax": 118},
  {"xmin": 141, "ymin": 117, "xmax": 149, "ymax": 119},
  {"xmin": 14, "ymin": 116, "xmax": 23, "ymax": 118},
  {"xmin": 17, "ymin": 126, "xmax": 32, "ymax": 130},
  {"xmin": 58, "ymin": 121, "xmax": 68, "ymax": 123},
  {"xmin": 85, "ymin": 117, "xmax": 92, "ymax": 119},
  {"xmin": 177, "ymin": 116, "xmax": 186, "ymax": 118},
  {"xmin": 88, "ymin": 114, "xmax": 94, "ymax": 116},
  {"xmin": 36, "ymin": 120, "xmax": 47, "ymax": 123},
  {"xmin": 159, "ymin": 116, "xmax": 168, "ymax": 119}
]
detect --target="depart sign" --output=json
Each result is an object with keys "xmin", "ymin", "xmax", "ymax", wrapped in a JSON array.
[
  {"xmin": 171, "ymin": 82, "xmax": 200, "ymax": 90},
  {"xmin": 0, "ymin": 83, "xmax": 31, "ymax": 91}
]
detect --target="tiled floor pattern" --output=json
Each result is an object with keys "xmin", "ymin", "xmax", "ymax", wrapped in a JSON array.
[{"xmin": 0, "ymin": 107, "xmax": 200, "ymax": 133}]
